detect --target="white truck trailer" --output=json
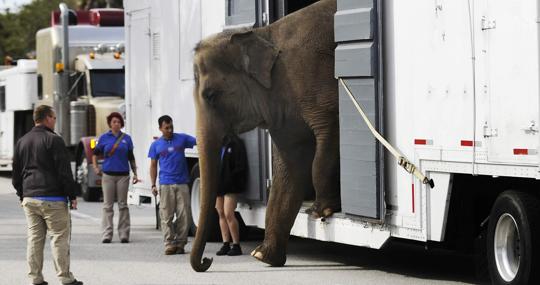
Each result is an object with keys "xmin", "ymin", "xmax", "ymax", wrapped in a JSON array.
[
  {"xmin": 124, "ymin": 0, "xmax": 540, "ymax": 283},
  {"xmin": 0, "ymin": 60, "xmax": 38, "ymax": 171}
]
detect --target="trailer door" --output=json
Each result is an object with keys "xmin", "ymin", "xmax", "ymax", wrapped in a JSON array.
[
  {"xmin": 225, "ymin": 0, "xmax": 271, "ymax": 203},
  {"xmin": 335, "ymin": 0, "xmax": 385, "ymax": 220},
  {"xmin": 125, "ymin": 10, "xmax": 153, "ymax": 193},
  {"xmin": 480, "ymin": 1, "xmax": 539, "ymax": 165}
]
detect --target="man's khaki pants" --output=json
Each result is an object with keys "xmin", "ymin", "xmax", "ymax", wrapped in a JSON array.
[
  {"xmin": 22, "ymin": 197, "xmax": 76, "ymax": 284},
  {"xmin": 102, "ymin": 174, "xmax": 130, "ymax": 241},
  {"xmin": 159, "ymin": 184, "xmax": 191, "ymax": 249}
]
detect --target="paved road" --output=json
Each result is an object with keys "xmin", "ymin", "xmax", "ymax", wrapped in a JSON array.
[{"xmin": 0, "ymin": 174, "xmax": 479, "ymax": 285}]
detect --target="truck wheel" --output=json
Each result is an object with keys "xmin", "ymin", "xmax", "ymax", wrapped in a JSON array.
[
  {"xmin": 189, "ymin": 163, "xmax": 221, "ymax": 241},
  {"xmin": 487, "ymin": 190, "xmax": 540, "ymax": 285},
  {"xmin": 77, "ymin": 156, "xmax": 100, "ymax": 202}
]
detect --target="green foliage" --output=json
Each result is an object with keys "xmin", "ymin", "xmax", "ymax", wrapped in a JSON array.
[{"xmin": 0, "ymin": 0, "xmax": 123, "ymax": 61}]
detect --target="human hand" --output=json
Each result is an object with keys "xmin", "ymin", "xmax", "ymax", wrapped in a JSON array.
[
  {"xmin": 70, "ymin": 199, "xmax": 78, "ymax": 210},
  {"xmin": 151, "ymin": 185, "xmax": 158, "ymax": 196},
  {"xmin": 132, "ymin": 175, "xmax": 140, "ymax": 184},
  {"xmin": 93, "ymin": 165, "xmax": 102, "ymax": 176}
]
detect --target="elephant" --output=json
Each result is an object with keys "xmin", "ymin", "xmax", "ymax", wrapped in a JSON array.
[{"xmin": 190, "ymin": 0, "xmax": 338, "ymax": 272}]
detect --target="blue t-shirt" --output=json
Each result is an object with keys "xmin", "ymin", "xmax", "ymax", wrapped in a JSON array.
[
  {"xmin": 148, "ymin": 133, "xmax": 196, "ymax": 185},
  {"xmin": 94, "ymin": 131, "xmax": 134, "ymax": 173}
]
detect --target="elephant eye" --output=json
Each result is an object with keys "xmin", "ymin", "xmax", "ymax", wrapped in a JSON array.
[
  {"xmin": 202, "ymin": 88, "xmax": 221, "ymax": 105},
  {"xmin": 193, "ymin": 68, "xmax": 199, "ymax": 84}
]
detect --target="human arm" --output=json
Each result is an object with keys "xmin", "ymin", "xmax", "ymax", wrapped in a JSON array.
[
  {"xmin": 52, "ymin": 136, "xmax": 78, "ymax": 203},
  {"xmin": 185, "ymin": 134, "xmax": 197, "ymax": 148},
  {"xmin": 11, "ymin": 142, "xmax": 23, "ymax": 201},
  {"xmin": 92, "ymin": 136, "xmax": 104, "ymax": 175},
  {"xmin": 129, "ymin": 154, "xmax": 138, "ymax": 184},
  {"xmin": 150, "ymin": 159, "xmax": 158, "ymax": 196},
  {"xmin": 127, "ymin": 137, "xmax": 138, "ymax": 184},
  {"xmin": 92, "ymin": 154, "xmax": 101, "ymax": 176}
]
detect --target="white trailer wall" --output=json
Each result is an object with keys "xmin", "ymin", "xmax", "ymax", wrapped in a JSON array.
[
  {"xmin": 124, "ymin": 0, "xmax": 225, "ymax": 201},
  {"xmin": 385, "ymin": 0, "xmax": 539, "ymax": 242}
]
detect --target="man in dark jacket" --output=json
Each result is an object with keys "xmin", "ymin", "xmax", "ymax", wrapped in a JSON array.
[{"xmin": 12, "ymin": 105, "xmax": 83, "ymax": 285}]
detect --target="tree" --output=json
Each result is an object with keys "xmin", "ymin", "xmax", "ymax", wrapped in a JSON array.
[{"xmin": 0, "ymin": 0, "xmax": 122, "ymax": 61}]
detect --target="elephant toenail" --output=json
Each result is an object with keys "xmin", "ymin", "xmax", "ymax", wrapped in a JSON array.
[{"xmin": 253, "ymin": 251, "xmax": 264, "ymax": 260}]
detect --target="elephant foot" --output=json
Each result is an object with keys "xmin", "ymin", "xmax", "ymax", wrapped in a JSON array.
[
  {"xmin": 250, "ymin": 244, "xmax": 286, "ymax": 267},
  {"xmin": 305, "ymin": 200, "xmax": 341, "ymax": 219}
]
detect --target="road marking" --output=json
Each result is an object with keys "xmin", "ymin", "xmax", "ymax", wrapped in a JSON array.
[{"xmin": 70, "ymin": 210, "xmax": 100, "ymax": 224}]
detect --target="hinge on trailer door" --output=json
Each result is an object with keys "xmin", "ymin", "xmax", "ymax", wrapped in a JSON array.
[
  {"xmin": 522, "ymin": 120, "xmax": 539, "ymax": 135},
  {"xmin": 481, "ymin": 16, "xmax": 496, "ymax": 31},
  {"xmin": 483, "ymin": 122, "xmax": 498, "ymax": 138}
]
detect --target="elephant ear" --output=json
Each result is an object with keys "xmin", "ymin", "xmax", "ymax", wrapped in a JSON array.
[{"xmin": 230, "ymin": 31, "xmax": 279, "ymax": 89}]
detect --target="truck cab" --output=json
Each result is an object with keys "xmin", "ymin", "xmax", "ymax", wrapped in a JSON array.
[{"xmin": 35, "ymin": 8, "xmax": 125, "ymax": 201}]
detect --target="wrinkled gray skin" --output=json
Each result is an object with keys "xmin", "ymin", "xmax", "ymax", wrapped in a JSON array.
[{"xmin": 191, "ymin": 0, "xmax": 338, "ymax": 272}]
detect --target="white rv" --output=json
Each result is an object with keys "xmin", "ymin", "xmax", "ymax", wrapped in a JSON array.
[
  {"xmin": 124, "ymin": 0, "xmax": 540, "ymax": 283},
  {"xmin": 0, "ymin": 60, "xmax": 38, "ymax": 171}
]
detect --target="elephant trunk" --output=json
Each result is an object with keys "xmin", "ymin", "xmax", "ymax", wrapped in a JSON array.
[{"xmin": 190, "ymin": 118, "xmax": 225, "ymax": 272}]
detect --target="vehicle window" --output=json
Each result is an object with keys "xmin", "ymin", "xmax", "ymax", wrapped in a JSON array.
[
  {"xmin": 0, "ymin": 85, "xmax": 5, "ymax": 112},
  {"xmin": 89, "ymin": 69, "xmax": 125, "ymax": 98}
]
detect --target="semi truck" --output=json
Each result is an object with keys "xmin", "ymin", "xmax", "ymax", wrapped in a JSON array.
[
  {"xmin": 0, "ymin": 60, "xmax": 38, "ymax": 171},
  {"xmin": 36, "ymin": 6, "xmax": 126, "ymax": 201},
  {"xmin": 123, "ymin": 0, "xmax": 540, "ymax": 284}
]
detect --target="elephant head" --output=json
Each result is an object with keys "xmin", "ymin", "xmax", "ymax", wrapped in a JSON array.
[{"xmin": 189, "ymin": 29, "xmax": 279, "ymax": 272}]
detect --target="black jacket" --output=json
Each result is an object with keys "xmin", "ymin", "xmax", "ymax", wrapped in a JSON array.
[
  {"xmin": 218, "ymin": 134, "xmax": 248, "ymax": 195},
  {"xmin": 12, "ymin": 125, "xmax": 77, "ymax": 201}
]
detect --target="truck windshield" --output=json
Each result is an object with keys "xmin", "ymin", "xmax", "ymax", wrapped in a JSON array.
[{"xmin": 90, "ymin": 69, "xmax": 125, "ymax": 98}]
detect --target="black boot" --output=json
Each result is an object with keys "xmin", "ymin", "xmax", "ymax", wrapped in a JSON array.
[
  {"xmin": 63, "ymin": 280, "xmax": 83, "ymax": 285},
  {"xmin": 227, "ymin": 243, "xmax": 242, "ymax": 256},
  {"xmin": 216, "ymin": 242, "xmax": 230, "ymax": 256}
]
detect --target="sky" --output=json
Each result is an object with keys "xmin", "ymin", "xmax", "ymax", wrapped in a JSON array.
[{"xmin": 0, "ymin": 0, "xmax": 33, "ymax": 12}]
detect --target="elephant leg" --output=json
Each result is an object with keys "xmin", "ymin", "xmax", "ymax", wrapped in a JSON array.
[
  {"xmin": 251, "ymin": 144, "xmax": 314, "ymax": 266},
  {"xmin": 305, "ymin": 118, "xmax": 341, "ymax": 218}
]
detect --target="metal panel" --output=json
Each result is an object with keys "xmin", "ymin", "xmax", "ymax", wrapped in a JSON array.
[
  {"xmin": 226, "ymin": 0, "xmax": 256, "ymax": 26},
  {"xmin": 334, "ymin": 7, "xmax": 373, "ymax": 42},
  {"xmin": 239, "ymin": 130, "xmax": 266, "ymax": 201},
  {"xmin": 335, "ymin": 0, "xmax": 383, "ymax": 219},
  {"xmin": 335, "ymin": 42, "xmax": 375, "ymax": 77},
  {"xmin": 337, "ymin": 0, "xmax": 372, "ymax": 11}
]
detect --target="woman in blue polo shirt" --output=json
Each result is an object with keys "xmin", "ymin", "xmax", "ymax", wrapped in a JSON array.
[{"xmin": 92, "ymin": 112, "xmax": 138, "ymax": 244}]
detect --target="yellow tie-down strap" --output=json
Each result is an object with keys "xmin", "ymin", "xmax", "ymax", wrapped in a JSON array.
[{"xmin": 338, "ymin": 78, "xmax": 435, "ymax": 189}]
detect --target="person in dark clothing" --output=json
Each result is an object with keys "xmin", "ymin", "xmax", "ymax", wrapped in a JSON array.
[
  {"xmin": 215, "ymin": 134, "xmax": 248, "ymax": 256},
  {"xmin": 12, "ymin": 105, "xmax": 83, "ymax": 285}
]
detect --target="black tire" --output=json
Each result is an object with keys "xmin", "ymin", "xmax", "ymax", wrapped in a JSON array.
[
  {"xmin": 188, "ymin": 163, "xmax": 221, "ymax": 241},
  {"xmin": 78, "ymin": 156, "xmax": 101, "ymax": 202},
  {"xmin": 474, "ymin": 227, "xmax": 490, "ymax": 283},
  {"xmin": 486, "ymin": 190, "xmax": 540, "ymax": 285}
]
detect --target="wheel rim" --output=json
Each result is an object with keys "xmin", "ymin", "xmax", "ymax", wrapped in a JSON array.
[
  {"xmin": 77, "ymin": 158, "xmax": 88, "ymax": 191},
  {"xmin": 190, "ymin": 178, "xmax": 201, "ymax": 227},
  {"xmin": 494, "ymin": 213, "xmax": 521, "ymax": 282}
]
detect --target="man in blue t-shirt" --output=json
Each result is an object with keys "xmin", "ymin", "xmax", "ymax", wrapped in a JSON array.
[{"xmin": 148, "ymin": 115, "xmax": 196, "ymax": 255}]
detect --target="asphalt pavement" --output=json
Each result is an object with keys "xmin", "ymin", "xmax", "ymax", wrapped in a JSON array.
[{"xmin": 0, "ymin": 173, "xmax": 479, "ymax": 285}]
